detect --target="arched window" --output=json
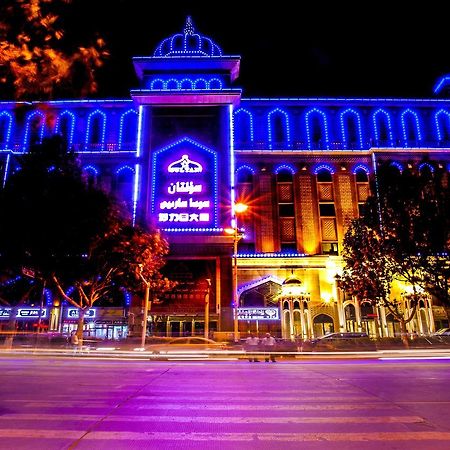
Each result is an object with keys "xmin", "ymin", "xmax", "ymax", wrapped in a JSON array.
[
  {"xmin": 85, "ymin": 110, "xmax": 106, "ymax": 151},
  {"xmin": 208, "ymin": 78, "xmax": 222, "ymax": 89},
  {"xmin": 401, "ymin": 109, "xmax": 422, "ymax": 145},
  {"xmin": 268, "ymin": 109, "xmax": 290, "ymax": 149},
  {"xmin": 372, "ymin": 109, "xmax": 393, "ymax": 147},
  {"xmin": 150, "ymin": 79, "xmax": 164, "ymax": 90},
  {"xmin": 353, "ymin": 165, "xmax": 370, "ymax": 216},
  {"xmin": 435, "ymin": 109, "xmax": 450, "ymax": 144},
  {"xmin": 114, "ymin": 165, "xmax": 135, "ymax": 208},
  {"xmin": 275, "ymin": 165, "xmax": 296, "ymax": 252},
  {"xmin": 305, "ymin": 109, "xmax": 329, "ymax": 150},
  {"xmin": 194, "ymin": 78, "xmax": 207, "ymax": 90},
  {"xmin": 83, "ymin": 165, "xmax": 99, "ymax": 187},
  {"xmin": 234, "ymin": 109, "xmax": 254, "ymax": 146},
  {"xmin": 235, "ymin": 165, "xmax": 255, "ymax": 252},
  {"xmin": 119, "ymin": 109, "xmax": 138, "ymax": 150},
  {"xmin": 180, "ymin": 79, "xmax": 193, "ymax": 90},
  {"xmin": 0, "ymin": 111, "xmax": 13, "ymax": 150},
  {"xmin": 55, "ymin": 110, "xmax": 75, "ymax": 148},
  {"xmin": 166, "ymin": 79, "xmax": 179, "ymax": 90},
  {"xmin": 24, "ymin": 111, "xmax": 45, "ymax": 150},
  {"xmin": 340, "ymin": 108, "xmax": 363, "ymax": 149}
]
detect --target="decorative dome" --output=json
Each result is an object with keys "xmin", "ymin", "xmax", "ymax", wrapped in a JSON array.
[
  {"xmin": 282, "ymin": 276, "xmax": 302, "ymax": 286},
  {"xmin": 154, "ymin": 17, "xmax": 223, "ymax": 57}
]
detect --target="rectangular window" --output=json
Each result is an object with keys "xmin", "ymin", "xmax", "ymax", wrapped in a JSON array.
[{"xmin": 319, "ymin": 203, "xmax": 336, "ymax": 216}]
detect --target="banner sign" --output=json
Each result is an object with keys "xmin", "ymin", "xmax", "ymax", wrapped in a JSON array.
[{"xmin": 237, "ymin": 307, "xmax": 280, "ymax": 321}]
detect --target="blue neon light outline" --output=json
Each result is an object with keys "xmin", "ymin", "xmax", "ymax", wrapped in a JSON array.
[
  {"xmin": 85, "ymin": 109, "xmax": 106, "ymax": 150},
  {"xmin": 372, "ymin": 108, "xmax": 394, "ymax": 147},
  {"xmin": 83, "ymin": 164, "xmax": 99, "ymax": 175},
  {"xmin": 2, "ymin": 153, "xmax": 10, "ymax": 187},
  {"xmin": 274, "ymin": 164, "xmax": 296, "ymax": 175},
  {"xmin": 418, "ymin": 162, "xmax": 434, "ymax": 173},
  {"xmin": 236, "ymin": 164, "xmax": 256, "ymax": 175},
  {"xmin": 340, "ymin": 108, "xmax": 363, "ymax": 148},
  {"xmin": 194, "ymin": 78, "xmax": 208, "ymax": 89},
  {"xmin": 0, "ymin": 111, "xmax": 13, "ymax": 150},
  {"xmin": 180, "ymin": 78, "xmax": 193, "ymax": 89},
  {"xmin": 401, "ymin": 109, "xmax": 422, "ymax": 143},
  {"xmin": 305, "ymin": 108, "xmax": 329, "ymax": 150},
  {"xmin": 23, "ymin": 110, "xmax": 45, "ymax": 151},
  {"xmin": 151, "ymin": 137, "xmax": 219, "ymax": 228},
  {"xmin": 352, "ymin": 164, "xmax": 370, "ymax": 175},
  {"xmin": 267, "ymin": 108, "xmax": 291, "ymax": 149},
  {"xmin": 313, "ymin": 163, "xmax": 335, "ymax": 175},
  {"xmin": 208, "ymin": 78, "xmax": 223, "ymax": 90},
  {"xmin": 116, "ymin": 165, "xmax": 135, "ymax": 175},
  {"xmin": 434, "ymin": 109, "xmax": 450, "ymax": 141},
  {"xmin": 118, "ymin": 109, "xmax": 138, "ymax": 149},
  {"xmin": 132, "ymin": 105, "xmax": 144, "ymax": 225},
  {"xmin": 229, "ymin": 105, "xmax": 236, "ymax": 228},
  {"xmin": 166, "ymin": 79, "xmax": 180, "ymax": 90},
  {"xmin": 390, "ymin": 161, "xmax": 403, "ymax": 173},
  {"xmin": 433, "ymin": 75, "xmax": 450, "ymax": 94},
  {"xmin": 55, "ymin": 110, "xmax": 75, "ymax": 148},
  {"xmin": 234, "ymin": 108, "xmax": 254, "ymax": 143}
]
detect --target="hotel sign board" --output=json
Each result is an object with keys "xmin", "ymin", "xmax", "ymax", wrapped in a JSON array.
[
  {"xmin": 0, "ymin": 307, "xmax": 47, "ymax": 319},
  {"xmin": 237, "ymin": 307, "xmax": 280, "ymax": 321}
]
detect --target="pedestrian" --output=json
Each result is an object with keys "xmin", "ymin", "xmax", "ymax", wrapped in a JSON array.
[
  {"xmin": 245, "ymin": 333, "xmax": 260, "ymax": 362},
  {"xmin": 70, "ymin": 331, "xmax": 79, "ymax": 353},
  {"xmin": 261, "ymin": 332, "xmax": 277, "ymax": 362}
]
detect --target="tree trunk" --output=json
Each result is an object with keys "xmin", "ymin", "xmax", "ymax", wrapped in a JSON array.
[
  {"xmin": 76, "ymin": 309, "xmax": 85, "ymax": 350},
  {"xmin": 399, "ymin": 319, "xmax": 409, "ymax": 349}
]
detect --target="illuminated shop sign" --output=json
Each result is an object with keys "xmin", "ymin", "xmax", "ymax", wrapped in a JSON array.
[
  {"xmin": 65, "ymin": 308, "xmax": 96, "ymax": 319},
  {"xmin": 151, "ymin": 138, "xmax": 218, "ymax": 229},
  {"xmin": 0, "ymin": 307, "xmax": 48, "ymax": 320},
  {"xmin": 237, "ymin": 307, "xmax": 280, "ymax": 321}
]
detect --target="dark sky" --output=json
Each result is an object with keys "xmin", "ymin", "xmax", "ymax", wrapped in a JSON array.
[{"xmin": 67, "ymin": 1, "xmax": 450, "ymax": 100}]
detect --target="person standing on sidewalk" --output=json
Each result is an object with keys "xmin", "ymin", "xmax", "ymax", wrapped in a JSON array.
[
  {"xmin": 261, "ymin": 332, "xmax": 277, "ymax": 362},
  {"xmin": 245, "ymin": 333, "xmax": 260, "ymax": 362}
]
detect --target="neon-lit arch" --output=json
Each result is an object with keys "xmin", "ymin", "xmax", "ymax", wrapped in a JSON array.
[
  {"xmin": 268, "ymin": 108, "xmax": 291, "ymax": 149},
  {"xmin": 236, "ymin": 164, "xmax": 255, "ymax": 183},
  {"xmin": 313, "ymin": 163, "xmax": 335, "ymax": 175},
  {"xmin": 401, "ymin": 109, "xmax": 422, "ymax": 144},
  {"xmin": 305, "ymin": 108, "xmax": 329, "ymax": 150},
  {"xmin": 23, "ymin": 110, "xmax": 45, "ymax": 151},
  {"xmin": 372, "ymin": 108, "xmax": 394, "ymax": 147},
  {"xmin": 194, "ymin": 78, "xmax": 207, "ymax": 89},
  {"xmin": 234, "ymin": 108, "xmax": 254, "ymax": 144},
  {"xmin": 180, "ymin": 78, "xmax": 193, "ymax": 89},
  {"xmin": 274, "ymin": 164, "xmax": 296, "ymax": 175},
  {"xmin": 352, "ymin": 164, "xmax": 370, "ymax": 175},
  {"xmin": 119, "ymin": 109, "xmax": 138, "ymax": 149},
  {"xmin": 83, "ymin": 165, "xmax": 99, "ymax": 175},
  {"xmin": 0, "ymin": 111, "xmax": 13, "ymax": 150},
  {"xmin": 115, "ymin": 165, "xmax": 135, "ymax": 175},
  {"xmin": 418, "ymin": 162, "xmax": 434, "ymax": 174},
  {"xmin": 236, "ymin": 164, "xmax": 256, "ymax": 175},
  {"xmin": 208, "ymin": 78, "xmax": 223, "ymax": 90},
  {"xmin": 435, "ymin": 109, "xmax": 450, "ymax": 142},
  {"xmin": 55, "ymin": 110, "xmax": 76, "ymax": 147},
  {"xmin": 165, "ymin": 79, "xmax": 180, "ymax": 90},
  {"xmin": 85, "ymin": 110, "xmax": 106, "ymax": 150},
  {"xmin": 150, "ymin": 79, "xmax": 164, "ymax": 90},
  {"xmin": 390, "ymin": 161, "xmax": 403, "ymax": 173},
  {"xmin": 340, "ymin": 108, "xmax": 363, "ymax": 148}
]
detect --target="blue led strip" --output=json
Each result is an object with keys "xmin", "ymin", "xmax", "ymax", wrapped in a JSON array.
[
  {"xmin": 2, "ymin": 153, "xmax": 10, "ymax": 187},
  {"xmin": 313, "ymin": 163, "xmax": 335, "ymax": 175},
  {"xmin": 305, "ymin": 108, "xmax": 329, "ymax": 150},
  {"xmin": 150, "ymin": 79, "xmax": 164, "ymax": 90},
  {"xmin": 434, "ymin": 109, "xmax": 450, "ymax": 141},
  {"xmin": 236, "ymin": 164, "xmax": 256, "ymax": 175},
  {"xmin": 400, "ymin": 109, "xmax": 422, "ymax": 144},
  {"xmin": 208, "ymin": 78, "xmax": 223, "ymax": 90},
  {"xmin": 151, "ymin": 137, "xmax": 219, "ymax": 228},
  {"xmin": 234, "ymin": 108, "xmax": 254, "ymax": 143},
  {"xmin": 85, "ymin": 109, "xmax": 107, "ymax": 151},
  {"xmin": 274, "ymin": 163, "xmax": 296, "ymax": 175},
  {"xmin": 267, "ymin": 108, "xmax": 291, "ymax": 149},
  {"xmin": 352, "ymin": 164, "xmax": 370, "ymax": 175},
  {"xmin": 55, "ymin": 110, "xmax": 76, "ymax": 148},
  {"xmin": 23, "ymin": 110, "xmax": 45, "ymax": 151},
  {"xmin": 389, "ymin": 161, "xmax": 404, "ymax": 173},
  {"xmin": 115, "ymin": 165, "xmax": 135, "ymax": 175},
  {"xmin": 433, "ymin": 75, "xmax": 450, "ymax": 94},
  {"xmin": 418, "ymin": 162, "xmax": 434, "ymax": 173},
  {"xmin": 372, "ymin": 109, "xmax": 394, "ymax": 147},
  {"xmin": 229, "ymin": 105, "xmax": 236, "ymax": 228},
  {"xmin": 340, "ymin": 108, "xmax": 363, "ymax": 149},
  {"xmin": 118, "ymin": 109, "xmax": 138, "ymax": 150},
  {"xmin": 0, "ymin": 111, "xmax": 13, "ymax": 150}
]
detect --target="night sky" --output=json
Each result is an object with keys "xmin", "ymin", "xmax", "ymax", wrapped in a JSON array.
[{"xmin": 65, "ymin": 1, "xmax": 450, "ymax": 100}]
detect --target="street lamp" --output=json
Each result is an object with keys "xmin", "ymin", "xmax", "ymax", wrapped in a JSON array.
[
  {"xmin": 137, "ymin": 265, "xmax": 150, "ymax": 350},
  {"xmin": 225, "ymin": 202, "xmax": 248, "ymax": 342}
]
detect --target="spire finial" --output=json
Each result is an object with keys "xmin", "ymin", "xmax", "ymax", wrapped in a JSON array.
[{"xmin": 184, "ymin": 16, "xmax": 195, "ymax": 35}]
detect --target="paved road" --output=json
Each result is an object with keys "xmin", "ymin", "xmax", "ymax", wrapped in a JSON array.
[{"xmin": 0, "ymin": 356, "xmax": 449, "ymax": 449}]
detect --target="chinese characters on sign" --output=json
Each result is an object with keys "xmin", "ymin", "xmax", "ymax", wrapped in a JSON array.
[
  {"xmin": 0, "ymin": 307, "xmax": 47, "ymax": 319},
  {"xmin": 236, "ymin": 307, "xmax": 280, "ymax": 321}
]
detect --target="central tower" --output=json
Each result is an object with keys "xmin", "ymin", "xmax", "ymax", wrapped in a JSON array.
[{"xmin": 130, "ymin": 17, "xmax": 242, "ymax": 336}]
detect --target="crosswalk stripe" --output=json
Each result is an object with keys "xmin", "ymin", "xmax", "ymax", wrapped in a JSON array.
[
  {"xmin": 0, "ymin": 414, "xmax": 424, "ymax": 424},
  {"xmin": 0, "ymin": 430, "xmax": 449, "ymax": 442}
]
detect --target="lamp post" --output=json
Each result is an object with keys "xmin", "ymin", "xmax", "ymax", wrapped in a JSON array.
[
  {"xmin": 226, "ymin": 202, "xmax": 248, "ymax": 343},
  {"xmin": 137, "ymin": 265, "xmax": 151, "ymax": 349}
]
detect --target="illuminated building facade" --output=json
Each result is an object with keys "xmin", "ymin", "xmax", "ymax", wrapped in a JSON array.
[{"xmin": 1, "ymin": 18, "xmax": 449, "ymax": 338}]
